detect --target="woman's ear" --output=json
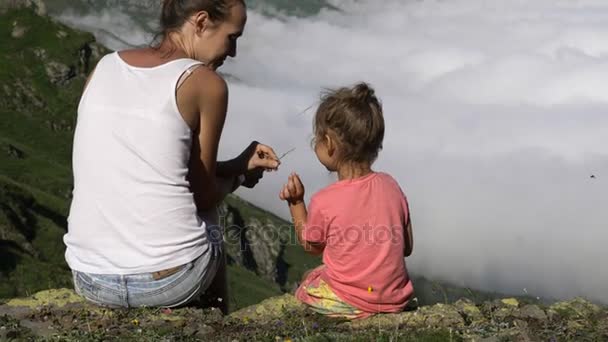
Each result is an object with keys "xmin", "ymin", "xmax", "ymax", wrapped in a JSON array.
[{"xmin": 193, "ymin": 11, "xmax": 210, "ymax": 34}]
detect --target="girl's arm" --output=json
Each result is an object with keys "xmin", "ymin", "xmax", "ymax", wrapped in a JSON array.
[
  {"xmin": 280, "ymin": 173, "xmax": 325, "ymax": 256},
  {"xmin": 404, "ymin": 215, "xmax": 413, "ymax": 257},
  {"xmin": 288, "ymin": 201, "xmax": 324, "ymax": 256}
]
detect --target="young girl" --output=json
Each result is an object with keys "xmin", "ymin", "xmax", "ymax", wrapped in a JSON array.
[{"xmin": 279, "ymin": 82, "xmax": 414, "ymax": 319}]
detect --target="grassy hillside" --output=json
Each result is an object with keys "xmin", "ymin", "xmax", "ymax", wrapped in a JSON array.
[{"xmin": 0, "ymin": 7, "xmax": 94, "ymax": 299}]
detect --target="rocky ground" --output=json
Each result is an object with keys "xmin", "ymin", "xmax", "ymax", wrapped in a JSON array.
[{"xmin": 0, "ymin": 289, "xmax": 606, "ymax": 341}]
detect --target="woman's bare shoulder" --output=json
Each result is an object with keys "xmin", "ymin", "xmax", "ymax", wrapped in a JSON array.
[{"xmin": 184, "ymin": 66, "xmax": 228, "ymax": 99}]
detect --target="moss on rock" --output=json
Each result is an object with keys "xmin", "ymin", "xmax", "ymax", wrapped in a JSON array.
[
  {"xmin": 230, "ymin": 293, "xmax": 306, "ymax": 323},
  {"xmin": 548, "ymin": 297, "xmax": 602, "ymax": 320},
  {"xmin": 500, "ymin": 298, "xmax": 519, "ymax": 307},
  {"xmin": 6, "ymin": 288, "xmax": 84, "ymax": 309}
]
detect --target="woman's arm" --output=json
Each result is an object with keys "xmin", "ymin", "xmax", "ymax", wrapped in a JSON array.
[
  {"xmin": 216, "ymin": 159, "xmax": 246, "ymax": 178},
  {"xmin": 187, "ymin": 68, "xmax": 229, "ymax": 211}
]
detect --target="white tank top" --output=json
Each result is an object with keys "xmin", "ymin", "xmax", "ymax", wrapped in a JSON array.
[{"xmin": 64, "ymin": 52, "xmax": 207, "ymax": 274}]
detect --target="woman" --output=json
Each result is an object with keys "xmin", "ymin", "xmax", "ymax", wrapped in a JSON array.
[{"xmin": 64, "ymin": 0, "xmax": 278, "ymax": 313}]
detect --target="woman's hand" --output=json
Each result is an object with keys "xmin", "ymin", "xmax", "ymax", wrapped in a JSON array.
[
  {"xmin": 238, "ymin": 141, "xmax": 280, "ymax": 172},
  {"xmin": 279, "ymin": 173, "xmax": 305, "ymax": 205},
  {"xmin": 227, "ymin": 141, "xmax": 279, "ymax": 190},
  {"xmin": 241, "ymin": 168, "xmax": 264, "ymax": 188}
]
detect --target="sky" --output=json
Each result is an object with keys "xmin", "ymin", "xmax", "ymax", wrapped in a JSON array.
[{"xmin": 56, "ymin": 0, "xmax": 608, "ymax": 304}]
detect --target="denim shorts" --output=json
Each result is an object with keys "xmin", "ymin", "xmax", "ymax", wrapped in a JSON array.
[{"xmin": 72, "ymin": 243, "xmax": 221, "ymax": 308}]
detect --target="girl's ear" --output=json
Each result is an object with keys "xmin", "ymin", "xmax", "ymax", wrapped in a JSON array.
[{"xmin": 325, "ymin": 134, "xmax": 335, "ymax": 156}]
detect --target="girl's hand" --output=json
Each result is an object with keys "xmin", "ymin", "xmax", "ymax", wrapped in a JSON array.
[
  {"xmin": 279, "ymin": 173, "xmax": 305, "ymax": 205},
  {"xmin": 244, "ymin": 141, "xmax": 280, "ymax": 172}
]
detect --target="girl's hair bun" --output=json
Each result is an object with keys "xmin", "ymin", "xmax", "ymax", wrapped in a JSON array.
[
  {"xmin": 351, "ymin": 82, "xmax": 375, "ymax": 102},
  {"xmin": 313, "ymin": 81, "xmax": 385, "ymax": 165}
]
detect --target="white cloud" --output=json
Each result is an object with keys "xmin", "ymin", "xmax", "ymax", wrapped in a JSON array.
[
  {"xmin": 55, "ymin": 0, "xmax": 608, "ymax": 304},
  {"xmin": 226, "ymin": 0, "xmax": 608, "ymax": 304}
]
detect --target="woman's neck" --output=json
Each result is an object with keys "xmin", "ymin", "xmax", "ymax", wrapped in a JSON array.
[
  {"xmin": 155, "ymin": 35, "xmax": 191, "ymax": 60},
  {"xmin": 337, "ymin": 162, "xmax": 372, "ymax": 181}
]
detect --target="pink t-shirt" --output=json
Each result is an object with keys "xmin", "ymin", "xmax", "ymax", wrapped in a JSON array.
[{"xmin": 302, "ymin": 172, "xmax": 414, "ymax": 313}]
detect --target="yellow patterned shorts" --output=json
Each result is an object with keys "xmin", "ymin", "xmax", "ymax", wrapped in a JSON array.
[{"xmin": 294, "ymin": 266, "xmax": 371, "ymax": 319}]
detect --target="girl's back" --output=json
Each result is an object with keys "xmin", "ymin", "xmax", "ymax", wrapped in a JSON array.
[
  {"xmin": 303, "ymin": 172, "xmax": 413, "ymax": 313},
  {"xmin": 281, "ymin": 82, "xmax": 415, "ymax": 317}
]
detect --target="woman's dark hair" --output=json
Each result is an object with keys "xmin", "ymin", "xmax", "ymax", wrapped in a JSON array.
[
  {"xmin": 152, "ymin": 0, "xmax": 245, "ymax": 47},
  {"xmin": 314, "ymin": 82, "xmax": 385, "ymax": 165}
]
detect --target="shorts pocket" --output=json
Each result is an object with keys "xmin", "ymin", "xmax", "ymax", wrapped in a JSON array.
[{"xmin": 72, "ymin": 271, "xmax": 124, "ymax": 307}]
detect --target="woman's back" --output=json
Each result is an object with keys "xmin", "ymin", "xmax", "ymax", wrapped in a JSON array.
[{"xmin": 64, "ymin": 52, "xmax": 209, "ymax": 275}]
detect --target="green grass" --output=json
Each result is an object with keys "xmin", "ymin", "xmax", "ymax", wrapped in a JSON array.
[{"xmin": 228, "ymin": 265, "xmax": 282, "ymax": 310}]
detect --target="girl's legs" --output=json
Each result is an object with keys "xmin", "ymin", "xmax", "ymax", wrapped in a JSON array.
[{"xmin": 294, "ymin": 265, "xmax": 370, "ymax": 319}]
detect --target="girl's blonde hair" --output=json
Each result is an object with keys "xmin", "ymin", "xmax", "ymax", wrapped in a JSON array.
[{"xmin": 314, "ymin": 82, "xmax": 385, "ymax": 164}]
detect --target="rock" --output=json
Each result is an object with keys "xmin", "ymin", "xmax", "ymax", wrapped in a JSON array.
[
  {"xmin": 230, "ymin": 294, "xmax": 305, "ymax": 323},
  {"xmin": 89, "ymin": 42, "xmax": 109, "ymax": 61},
  {"xmin": 0, "ymin": 289, "xmax": 606, "ymax": 340},
  {"xmin": 454, "ymin": 298, "xmax": 484, "ymax": 324},
  {"xmin": 500, "ymin": 298, "xmax": 519, "ymax": 307},
  {"xmin": 5, "ymin": 143, "xmax": 26, "ymax": 159},
  {"xmin": 348, "ymin": 312, "xmax": 407, "ymax": 329},
  {"xmin": 350, "ymin": 303, "xmax": 465, "ymax": 330},
  {"xmin": 245, "ymin": 217, "xmax": 282, "ymax": 279},
  {"xmin": 44, "ymin": 61, "xmax": 75, "ymax": 85},
  {"xmin": 0, "ymin": 289, "xmax": 93, "ymax": 323},
  {"xmin": 221, "ymin": 201, "xmax": 283, "ymax": 281},
  {"xmin": 483, "ymin": 298, "xmax": 521, "ymax": 322},
  {"xmin": 0, "ymin": 0, "xmax": 46, "ymax": 16},
  {"xmin": 14, "ymin": 79, "xmax": 44, "ymax": 109},
  {"xmin": 56, "ymin": 30, "xmax": 68, "ymax": 39},
  {"xmin": 519, "ymin": 304, "xmax": 547, "ymax": 321},
  {"xmin": 18, "ymin": 319, "xmax": 54, "ymax": 338},
  {"xmin": 4, "ymin": 79, "xmax": 45, "ymax": 110},
  {"xmin": 4, "ymin": 289, "xmax": 86, "ymax": 309},
  {"xmin": 416, "ymin": 303, "xmax": 466, "ymax": 328},
  {"xmin": 203, "ymin": 307, "xmax": 225, "ymax": 324},
  {"xmin": 182, "ymin": 323, "xmax": 215, "ymax": 339},
  {"xmin": 566, "ymin": 319, "xmax": 585, "ymax": 332},
  {"xmin": 548, "ymin": 298, "xmax": 601, "ymax": 320},
  {"xmin": 513, "ymin": 319, "xmax": 528, "ymax": 329},
  {"xmin": 32, "ymin": 47, "xmax": 47, "ymax": 59},
  {"xmin": 44, "ymin": 119, "xmax": 73, "ymax": 132},
  {"xmin": 477, "ymin": 327, "xmax": 532, "ymax": 342},
  {"xmin": 11, "ymin": 23, "xmax": 27, "ymax": 38}
]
